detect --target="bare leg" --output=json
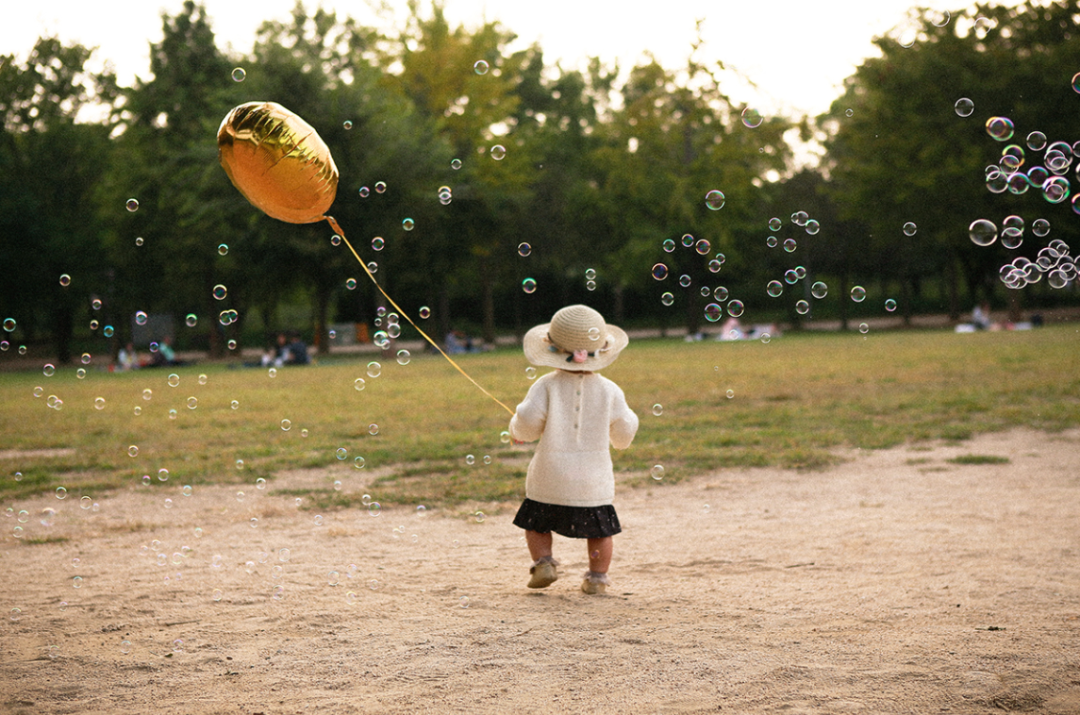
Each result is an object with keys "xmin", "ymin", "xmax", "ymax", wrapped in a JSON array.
[
  {"xmin": 587, "ymin": 536, "xmax": 613, "ymax": 574},
  {"xmin": 526, "ymin": 530, "xmax": 553, "ymax": 562}
]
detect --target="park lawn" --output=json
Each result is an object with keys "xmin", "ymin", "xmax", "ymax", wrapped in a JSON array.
[{"xmin": 1, "ymin": 324, "xmax": 1077, "ymax": 511}]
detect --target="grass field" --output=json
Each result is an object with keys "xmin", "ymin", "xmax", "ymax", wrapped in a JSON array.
[{"xmin": 1, "ymin": 324, "xmax": 1078, "ymax": 511}]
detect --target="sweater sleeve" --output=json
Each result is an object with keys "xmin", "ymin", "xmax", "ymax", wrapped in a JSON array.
[
  {"xmin": 608, "ymin": 383, "xmax": 638, "ymax": 449},
  {"xmin": 509, "ymin": 376, "xmax": 549, "ymax": 443}
]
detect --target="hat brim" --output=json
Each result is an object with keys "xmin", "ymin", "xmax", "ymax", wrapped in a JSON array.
[{"xmin": 522, "ymin": 322, "xmax": 629, "ymax": 370}]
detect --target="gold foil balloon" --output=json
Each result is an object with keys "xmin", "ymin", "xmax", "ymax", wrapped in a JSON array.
[{"xmin": 217, "ymin": 102, "xmax": 338, "ymax": 224}]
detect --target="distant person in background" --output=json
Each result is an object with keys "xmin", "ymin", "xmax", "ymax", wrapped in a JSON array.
[
  {"xmin": 286, "ymin": 334, "xmax": 310, "ymax": 365},
  {"xmin": 150, "ymin": 337, "xmax": 178, "ymax": 367},
  {"xmin": 118, "ymin": 343, "xmax": 138, "ymax": 371},
  {"xmin": 263, "ymin": 333, "xmax": 288, "ymax": 367},
  {"xmin": 972, "ymin": 301, "xmax": 992, "ymax": 331}
]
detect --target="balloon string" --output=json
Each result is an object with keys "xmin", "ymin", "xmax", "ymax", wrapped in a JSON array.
[{"xmin": 325, "ymin": 215, "xmax": 515, "ymax": 416}]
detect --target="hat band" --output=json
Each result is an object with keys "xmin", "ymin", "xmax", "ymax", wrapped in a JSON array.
[{"xmin": 545, "ymin": 333, "xmax": 612, "ymax": 362}]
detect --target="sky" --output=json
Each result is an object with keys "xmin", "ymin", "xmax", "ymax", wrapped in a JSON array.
[{"xmin": 1, "ymin": 0, "xmax": 972, "ymax": 119}]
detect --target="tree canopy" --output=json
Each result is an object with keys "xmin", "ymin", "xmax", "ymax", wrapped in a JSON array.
[{"xmin": 1, "ymin": 0, "xmax": 1077, "ymax": 362}]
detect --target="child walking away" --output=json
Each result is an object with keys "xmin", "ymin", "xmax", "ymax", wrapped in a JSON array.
[{"xmin": 509, "ymin": 305, "xmax": 639, "ymax": 594}]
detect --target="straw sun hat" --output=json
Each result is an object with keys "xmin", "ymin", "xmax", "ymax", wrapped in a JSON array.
[{"xmin": 522, "ymin": 305, "xmax": 629, "ymax": 371}]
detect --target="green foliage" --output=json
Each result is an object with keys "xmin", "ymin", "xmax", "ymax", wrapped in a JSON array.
[
  {"xmin": 946, "ymin": 454, "xmax": 1010, "ymax": 465},
  {"xmin": 818, "ymin": 1, "xmax": 1080, "ymax": 319}
]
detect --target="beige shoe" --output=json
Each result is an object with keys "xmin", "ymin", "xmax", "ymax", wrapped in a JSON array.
[
  {"xmin": 581, "ymin": 571, "xmax": 609, "ymax": 595},
  {"xmin": 528, "ymin": 558, "xmax": 558, "ymax": 589}
]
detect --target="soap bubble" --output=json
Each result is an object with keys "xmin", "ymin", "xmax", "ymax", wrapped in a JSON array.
[
  {"xmin": 954, "ymin": 98, "xmax": 974, "ymax": 117},
  {"xmin": 783, "ymin": 238, "xmax": 797, "ymax": 253},
  {"xmin": 1001, "ymin": 227, "xmax": 1023, "ymax": 250},
  {"xmin": 281, "ymin": 419, "xmax": 292, "ymax": 431},
  {"xmin": 368, "ymin": 502, "xmax": 381, "ymax": 517},
  {"xmin": 126, "ymin": 198, "xmax": 139, "ymax": 212},
  {"xmin": 741, "ymin": 107, "xmax": 763, "ymax": 128},
  {"xmin": 396, "ymin": 349, "xmax": 410, "ymax": 365},
  {"xmin": 695, "ymin": 239, "xmax": 710, "ymax": 255},
  {"xmin": 1032, "ymin": 218, "xmax": 1050, "ymax": 237},
  {"xmin": 418, "ymin": 306, "xmax": 431, "ymax": 319},
  {"xmin": 768, "ymin": 217, "xmax": 782, "ymax": 231},
  {"xmin": 704, "ymin": 303, "xmax": 723, "ymax": 322},
  {"xmin": 705, "ymin": 190, "xmax": 725, "ymax": 210},
  {"xmin": 662, "ymin": 238, "xmax": 675, "ymax": 252},
  {"xmin": 375, "ymin": 181, "xmax": 387, "ymax": 194},
  {"xmin": 354, "ymin": 456, "xmax": 365, "ymax": 469},
  {"xmin": 679, "ymin": 274, "xmax": 691, "ymax": 288},
  {"xmin": 903, "ymin": 222, "xmax": 917, "ymax": 236},
  {"xmin": 56, "ymin": 486, "xmax": 67, "ymax": 499},
  {"xmin": 474, "ymin": 59, "xmax": 489, "ymax": 75},
  {"xmin": 43, "ymin": 363, "xmax": 55, "ymax": 377},
  {"xmin": 885, "ymin": 299, "xmax": 897, "ymax": 312},
  {"xmin": 811, "ymin": 282, "xmax": 828, "ymax": 299},
  {"xmin": 517, "ymin": 242, "xmax": 531, "ymax": 257},
  {"xmin": 59, "ymin": 273, "xmax": 71, "ymax": 287},
  {"xmin": 343, "ymin": 120, "xmax": 353, "ymax": 130},
  {"xmin": 795, "ymin": 300, "xmax": 810, "ymax": 315},
  {"xmin": 651, "ymin": 263, "xmax": 669, "ymax": 280},
  {"xmin": 490, "ymin": 145, "xmax": 506, "ymax": 160},
  {"xmin": 650, "ymin": 465, "xmax": 664, "ymax": 481},
  {"xmin": 368, "ymin": 423, "xmax": 379, "ymax": 435},
  {"xmin": 475, "ymin": 511, "xmax": 485, "ymax": 523},
  {"xmin": 402, "ymin": 218, "xmax": 415, "ymax": 231},
  {"xmin": 367, "ymin": 362, "xmax": 381, "ymax": 378},
  {"xmin": 526, "ymin": 367, "xmax": 537, "ymax": 379},
  {"xmin": 766, "ymin": 281, "xmax": 783, "ymax": 298},
  {"xmin": 726, "ymin": 300, "xmax": 744, "ymax": 318},
  {"xmin": 451, "ymin": 158, "xmax": 462, "ymax": 170},
  {"xmin": 985, "ymin": 116, "xmax": 1014, "ymax": 141},
  {"xmin": 968, "ymin": 219, "xmax": 998, "ymax": 246},
  {"xmin": 766, "ymin": 236, "xmax": 778, "ymax": 248},
  {"xmin": 804, "ymin": 219, "xmax": 820, "ymax": 235},
  {"xmin": 652, "ymin": 404, "xmax": 663, "ymax": 417},
  {"xmin": 661, "ymin": 292, "xmax": 675, "ymax": 307},
  {"xmin": 212, "ymin": 284, "xmax": 227, "ymax": 300},
  {"xmin": 231, "ymin": 67, "xmax": 246, "ymax": 82},
  {"xmin": 522, "ymin": 278, "xmax": 537, "ymax": 294},
  {"xmin": 465, "ymin": 454, "xmax": 475, "ymax": 466},
  {"xmin": 850, "ymin": 286, "xmax": 867, "ymax": 302},
  {"xmin": 354, "ymin": 378, "xmax": 365, "ymax": 391},
  {"xmin": 859, "ymin": 323, "xmax": 870, "ymax": 334}
]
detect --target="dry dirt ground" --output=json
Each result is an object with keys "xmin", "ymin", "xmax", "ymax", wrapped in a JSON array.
[{"xmin": 1, "ymin": 429, "xmax": 1079, "ymax": 715}]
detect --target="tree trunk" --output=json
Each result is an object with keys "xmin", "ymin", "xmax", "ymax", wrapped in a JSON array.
[
  {"xmin": 481, "ymin": 258, "xmax": 496, "ymax": 345},
  {"xmin": 838, "ymin": 273, "xmax": 850, "ymax": 331},
  {"xmin": 54, "ymin": 303, "xmax": 74, "ymax": 364},
  {"xmin": 313, "ymin": 285, "xmax": 330, "ymax": 355},
  {"xmin": 901, "ymin": 277, "xmax": 913, "ymax": 327},
  {"xmin": 612, "ymin": 283, "xmax": 625, "ymax": 324},
  {"xmin": 945, "ymin": 257, "xmax": 960, "ymax": 323}
]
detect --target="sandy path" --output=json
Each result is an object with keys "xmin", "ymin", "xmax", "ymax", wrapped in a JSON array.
[{"xmin": 2, "ymin": 429, "xmax": 1079, "ymax": 714}]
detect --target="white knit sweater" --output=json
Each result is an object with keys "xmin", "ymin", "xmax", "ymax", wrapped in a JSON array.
[{"xmin": 509, "ymin": 370, "xmax": 639, "ymax": 508}]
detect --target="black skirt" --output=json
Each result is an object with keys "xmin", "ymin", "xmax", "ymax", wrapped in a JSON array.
[{"xmin": 512, "ymin": 498, "xmax": 621, "ymax": 539}]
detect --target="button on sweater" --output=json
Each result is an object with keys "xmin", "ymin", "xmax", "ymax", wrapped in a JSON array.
[{"xmin": 509, "ymin": 370, "xmax": 639, "ymax": 508}]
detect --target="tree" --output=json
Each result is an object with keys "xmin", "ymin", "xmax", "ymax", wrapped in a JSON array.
[
  {"xmin": 0, "ymin": 37, "xmax": 118, "ymax": 362},
  {"xmin": 819, "ymin": 1, "xmax": 1080, "ymax": 322}
]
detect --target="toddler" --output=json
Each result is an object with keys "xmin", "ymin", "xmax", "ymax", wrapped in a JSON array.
[{"xmin": 509, "ymin": 305, "xmax": 639, "ymax": 594}]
